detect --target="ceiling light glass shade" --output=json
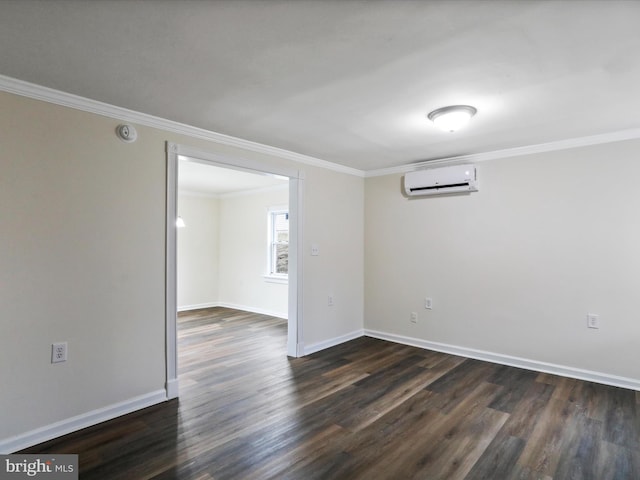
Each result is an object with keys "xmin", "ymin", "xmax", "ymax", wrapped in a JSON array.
[
  {"xmin": 176, "ymin": 216, "xmax": 186, "ymax": 228},
  {"xmin": 427, "ymin": 105, "xmax": 477, "ymax": 132}
]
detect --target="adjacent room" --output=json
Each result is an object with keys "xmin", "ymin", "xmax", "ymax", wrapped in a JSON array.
[
  {"xmin": 177, "ymin": 159, "xmax": 290, "ymax": 317},
  {"xmin": 1, "ymin": 1, "xmax": 639, "ymax": 478}
]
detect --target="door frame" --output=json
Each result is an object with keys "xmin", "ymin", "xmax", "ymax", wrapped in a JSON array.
[{"xmin": 165, "ymin": 142, "xmax": 304, "ymax": 399}]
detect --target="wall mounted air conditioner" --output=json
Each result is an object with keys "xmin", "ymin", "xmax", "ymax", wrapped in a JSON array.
[{"xmin": 404, "ymin": 164, "xmax": 478, "ymax": 197}]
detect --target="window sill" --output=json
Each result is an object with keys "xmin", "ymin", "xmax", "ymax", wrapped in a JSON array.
[{"xmin": 263, "ymin": 275, "xmax": 288, "ymax": 285}]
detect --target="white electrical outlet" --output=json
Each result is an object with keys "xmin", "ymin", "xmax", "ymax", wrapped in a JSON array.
[
  {"xmin": 587, "ymin": 314, "xmax": 599, "ymax": 329},
  {"xmin": 425, "ymin": 297, "xmax": 433, "ymax": 310},
  {"xmin": 410, "ymin": 312, "xmax": 418, "ymax": 324},
  {"xmin": 328, "ymin": 295, "xmax": 334, "ymax": 306},
  {"xmin": 51, "ymin": 342, "xmax": 68, "ymax": 363}
]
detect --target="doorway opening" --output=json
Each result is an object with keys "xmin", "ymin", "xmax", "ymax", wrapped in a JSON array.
[
  {"xmin": 165, "ymin": 142, "xmax": 303, "ymax": 399},
  {"xmin": 177, "ymin": 160, "xmax": 289, "ymax": 317}
]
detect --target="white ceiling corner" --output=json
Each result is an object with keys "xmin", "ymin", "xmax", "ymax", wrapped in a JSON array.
[{"xmin": 179, "ymin": 160, "xmax": 289, "ymax": 196}]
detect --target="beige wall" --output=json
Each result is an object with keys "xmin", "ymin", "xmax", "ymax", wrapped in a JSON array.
[
  {"xmin": 218, "ymin": 187, "xmax": 289, "ymax": 318},
  {"xmin": 177, "ymin": 193, "xmax": 220, "ymax": 309},
  {"xmin": 365, "ymin": 139, "xmax": 640, "ymax": 380},
  {"xmin": 0, "ymin": 91, "xmax": 365, "ymax": 446},
  {"xmin": 303, "ymin": 166, "xmax": 365, "ymax": 346},
  {"xmin": 10, "ymin": 79, "xmax": 638, "ymax": 450},
  {"xmin": 0, "ymin": 92, "xmax": 166, "ymax": 440},
  {"xmin": 177, "ymin": 187, "xmax": 289, "ymax": 317}
]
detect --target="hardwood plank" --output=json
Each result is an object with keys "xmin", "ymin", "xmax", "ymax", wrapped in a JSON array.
[
  {"xmin": 516, "ymin": 397, "xmax": 580, "ymax": 476},
  {"xmin": 596, "ymin": 441, "xmax": 639, "ymax": 480},
  {"xmin": 340, "ymin": 353, "xmax": 469, "ymax": 433},
  {"xmin": 240, "ymin": 423, "xmax": 347, "ymax": 480},
  {"xmin": 338, "ymin": 364, "xmax": 444, "ymax": 432},
  {"xmin": 507, "ymin": 465, "xmax": 553, "ymax": 480},
  {"xmin": 425, "ymin": 358, "xmax": 497, "ymax": 413},
  {"xmin": 487, "ymin": 365, "xmax": 539, "ymax": 413},
  {"xmin": 601, "ymin": 385, "xmax": 638, "ymax": 448},
  {"xmin": 464, "ymin": 434, "xmax": 525, "ymax": 480},
  {"xmin": 554, "ymin": 415, "xmax": 603, "ymax": 480},
  {"xmin": 283, "ymin": 391, "xmax": 443, "ymax": 479},
  {"xmin": 348, "ymin": 382, "xmax": 506, "ymax": 480},
  {"xmin": 499, "ymin": 380, "xmax": 555, "ymax": 440}
]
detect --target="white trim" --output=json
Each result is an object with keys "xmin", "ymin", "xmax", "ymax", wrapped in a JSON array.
[
  {"xmin": 166, "ymin": 143, "xmax": 179, "ymax": 401},
  {"xmin": 0, "ymin": 390, "xmax": 166, "ymax": 454},
  {"xmin": 219, "ymin": 183, "xmax": 289, "ymax": 199},
  {"xmin": 179, "ymin": 189, "xmax": 220, "ymax": 199},
  {"xmin": 267, "ymin": 205, "xmax": 289, "ymax": 279},
  {"xmin": 0, "ymin": 74, "xmax": 363, "ymax": 177},
  {"xmin": 268, "ymin": 204, "xmax": 289, "ymax": 212},
  {"xmin": 168, "ymin": 142, "xmax": 303, "ymax": 375},
  {"xmin": 263, "ymin": 274, "xmax": 288, "ymax": 285},
  {"xmin": 181, "ymin": 183, "xmax": 290, "ymax": 200},
  {"xmin": 366, "ymin": 128, "xmax": 640, "ymax": 177},
  {"xmin": 3, "ymin": 75, "xmax": 640, "ymax": 179},
  {"xmin": 177, "ymin": 146, "xmax": 300, "ymax": 179},
  {"xmin": 288, "ymin": 175, "xmax": 304, "ymax": 357},
  {"xmin": 177, "ymin": 301, "xmax": 288, "ymax": 318},
  {"xmin": 165, "ymin": 379, "xmax": 179, "ymax": 400},
  {"xmin": 4, "ymin": 74, "xmax": 639, "ymax": 179},
  {"xmin": 216, "ymin": 302, "xmax": 287, "ymax": 320},
  {"xmin": 303, "ymin": 329, "xmax": 365, "ymax": 356},
  {"xmin": 177, "ymin": 302, "xmax": 219, "ymax": 312},
  {"xmin": 364, "ymin": 329, "xmax": 640, "ymax": 392}
]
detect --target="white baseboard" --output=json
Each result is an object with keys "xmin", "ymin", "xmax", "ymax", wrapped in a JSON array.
[
  {"xmin": 365, "ymin": 329, "xmax": 640, "ymax": 392},
  {"xmin": 0, "ymin": 389, "xmax": 167, "ymax": 454},
  {"xmin": 177, "ymin": 301, "xmax": 218, "ymax": 312},
  {"xmin": 166, "ymin": 379, "xmax": 179, "ymax": 400},
  {"xmin": 7, "ymin": 331, "xmax": 636, "ymax": 454},
  {"xmin": 178, "ymin": 302, "xmax": 287, "ymax": 319},
  {"xmin": 216, "ymin": 302, "xmax": 288, "ymax": 320},
  {"xmin": 303, "ymin": 329, "xmax": 365, "ymax": 356}
]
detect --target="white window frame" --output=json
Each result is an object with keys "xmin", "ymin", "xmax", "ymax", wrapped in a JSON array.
[{"xmin": 265, "ymin": 206, "xmax": 289, "ymax": 284}]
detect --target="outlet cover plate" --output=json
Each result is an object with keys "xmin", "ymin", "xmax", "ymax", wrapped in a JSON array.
[{"xmin": 52, "ymin": 342, "xmax": 68, "ymax": 363}]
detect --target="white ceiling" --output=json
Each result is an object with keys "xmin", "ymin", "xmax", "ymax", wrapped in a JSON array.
[
  {"xmin": 2, "ymin": 1, "xmax": 640, "ymax": 172},
  {"xmin": 179, "ymin": 159, "xmax": 288, "ymax": 196}
]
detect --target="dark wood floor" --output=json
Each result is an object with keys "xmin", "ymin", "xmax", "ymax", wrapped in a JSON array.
[{"xmin": 23, "ymin": 307, "xmax": 639, "ymax": 479}]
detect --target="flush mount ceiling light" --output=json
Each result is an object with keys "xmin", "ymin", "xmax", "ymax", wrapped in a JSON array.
[{"xmin": 427, "ymin": 105, "xmax": 477, "ymax": 132}]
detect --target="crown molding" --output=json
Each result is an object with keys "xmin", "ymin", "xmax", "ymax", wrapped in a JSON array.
[
  {"xmin": 0, "ymin": 74, "xmax": 365, "ymax": 178},
  {"xmin": 4, "ymin": 74, "xmax": 639, "ymax": 180},
  {"xmin": 180, "ymin": 183, "xmax": 289, "ymax": 200},
  {"xmin": 365, "ymin": 128, "xmax": 640, "ymax": 177},
  {"xmin": 218, "ymin": 183, "xmax": 289, "ymax": 199},
  {"xmin": 179, "ymin": 189, "xmax": 221, "ymax": 199}
]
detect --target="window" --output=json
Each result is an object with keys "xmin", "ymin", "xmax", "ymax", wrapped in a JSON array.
[{"xmin": 266, "ymin": 207, "xmax": 288, "ymax": 282}]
